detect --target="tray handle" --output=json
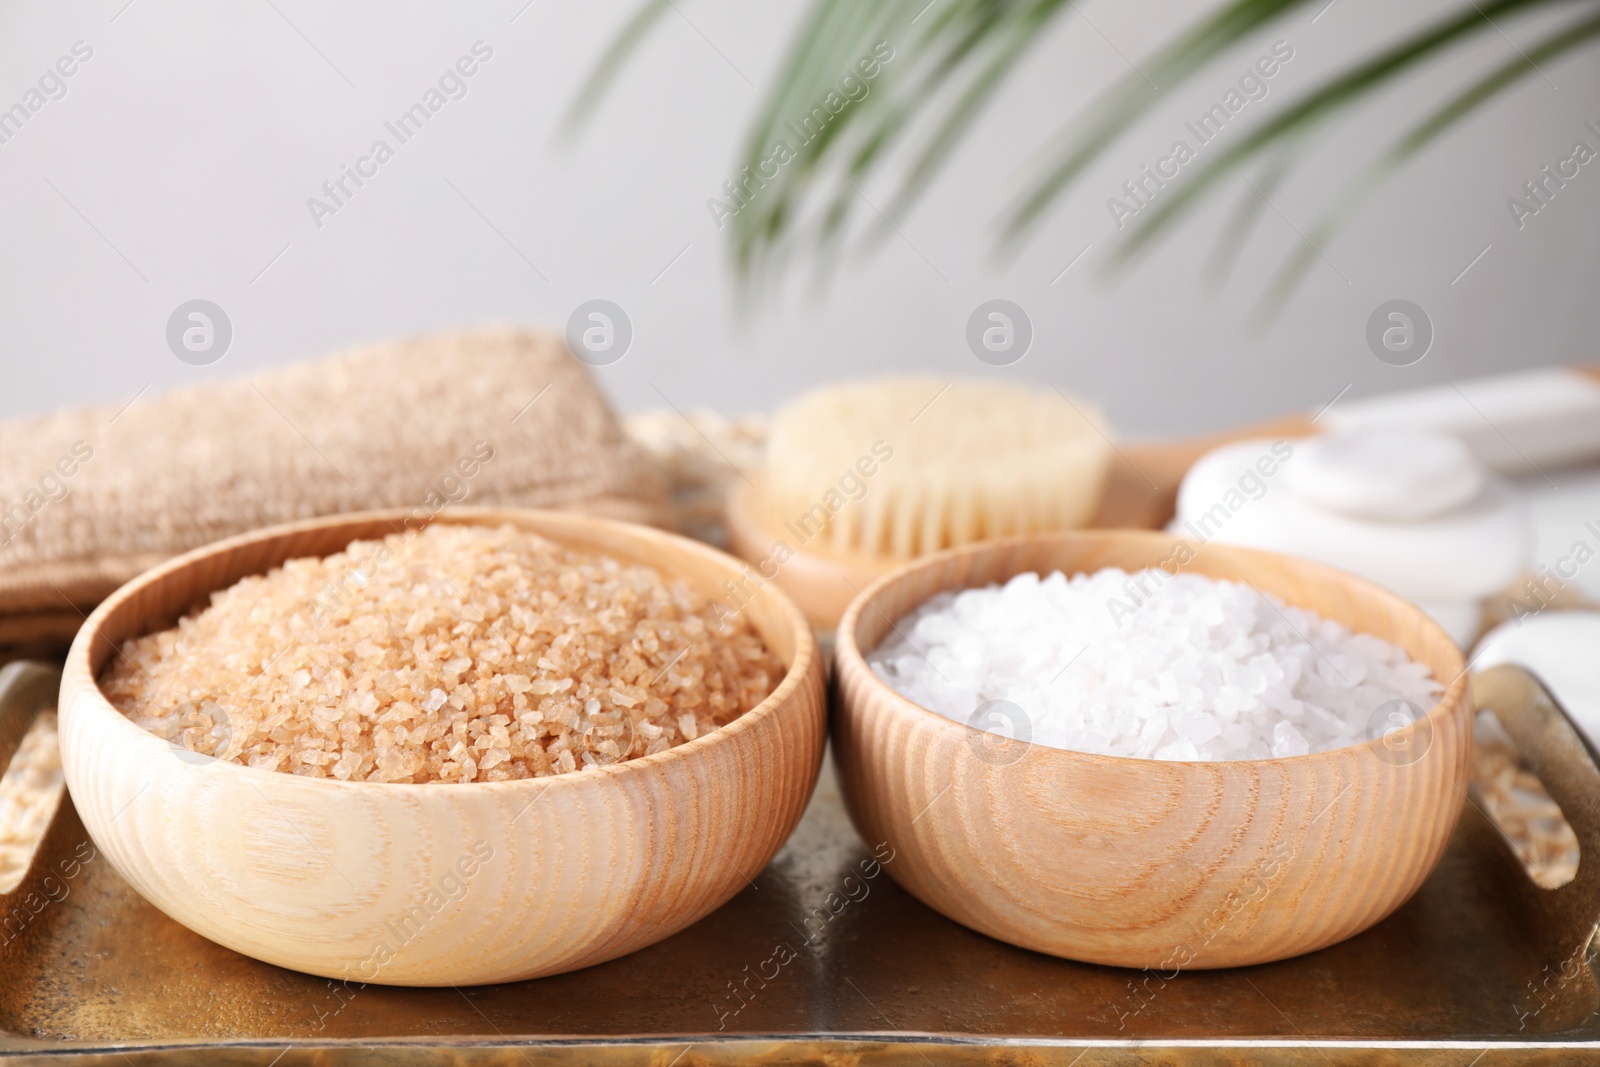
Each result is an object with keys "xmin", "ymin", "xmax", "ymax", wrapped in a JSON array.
[
  {"xmin": 0, "ymin": 661, "xmax": 63, "ymax": 781},
  {"xmin": 0, "ymin": 660, "xmax": 66, "ymax": 889},
  {"xmin": 1470, "ymin": 664, "xmax": 1600, "ymax": 961}
]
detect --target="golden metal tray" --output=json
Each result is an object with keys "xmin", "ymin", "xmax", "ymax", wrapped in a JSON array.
[{"xmin": 2, "ymin": 660, "xmax": 1598, "ymax": 1065}]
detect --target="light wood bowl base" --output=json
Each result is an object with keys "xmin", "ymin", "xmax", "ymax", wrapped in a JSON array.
[
  {"xmin": 59, "ymin": 507, "xmax": 827, "ymax": 985},
  {"xmin": 832, "ymin": 530, "xmax": 1471, "ymax": 969}
]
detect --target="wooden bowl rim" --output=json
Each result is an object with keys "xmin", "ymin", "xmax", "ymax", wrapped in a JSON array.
[
  {"xmin": 65, "ymin": 505, "xmax": 818, "ymax": 795},
  {"xmin": 834, "ymin": 528, "xmax": 1468, "ymax": 769}
]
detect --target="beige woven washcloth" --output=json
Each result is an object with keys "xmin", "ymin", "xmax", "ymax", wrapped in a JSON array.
[{"xmin": 0, "ymin": 327, "xmax": 668, "ymax": 642}]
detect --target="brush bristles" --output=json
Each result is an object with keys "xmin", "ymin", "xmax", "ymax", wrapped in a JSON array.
[{"xmin": 758, "ymin": 378, "xmax": 1113, "ymax": 558}]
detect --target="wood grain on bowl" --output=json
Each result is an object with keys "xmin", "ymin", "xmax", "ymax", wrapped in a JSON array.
[
  {"xmin": 58, "ymin": 508, "xmax": 827, "ymax": 986},
  {"xmin": 832, "ymin": 530, "xmax": 1471, "ymax": 970}
]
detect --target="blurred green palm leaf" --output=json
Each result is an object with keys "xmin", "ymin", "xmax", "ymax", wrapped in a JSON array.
[{"xmin": 567, "ymin": 0, "xmax": 1599, "ymax": 313}]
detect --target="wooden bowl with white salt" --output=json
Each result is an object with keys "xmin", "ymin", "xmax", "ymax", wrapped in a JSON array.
[
  {"xmin": 833, "ymin": 529, "xmax": 1471, "ymax": 970},
  {"xmin": 58, "ymin": 507, "xmax": 826, "ymax": 985}
]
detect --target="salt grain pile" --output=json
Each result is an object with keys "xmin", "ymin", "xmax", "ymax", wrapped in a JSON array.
[
  {"xmin": 868, "ymin": 568, "xmax": 1441, "ymax": 760},
  {"xmin": 104, "ymin": 523, "xmax": 782, "ymax": 783}
]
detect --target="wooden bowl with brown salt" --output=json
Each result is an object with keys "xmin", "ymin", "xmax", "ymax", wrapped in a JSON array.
[
  {"xmin": 832, "ymin": 530, "xmax": 1471, "ymax": 970},
  {"xmin": 58, "ymin": 507, "xmax": 826, "ymax": 986}
]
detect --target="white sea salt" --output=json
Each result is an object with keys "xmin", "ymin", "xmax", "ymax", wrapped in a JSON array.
[{"xmin": 866, "ymin": 568, "xmax": 1442, "ymax": 761}]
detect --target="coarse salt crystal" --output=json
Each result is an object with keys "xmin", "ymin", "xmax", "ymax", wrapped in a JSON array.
[
  {"xmin": 867, "ymin": 567, "xmax": 1441, "ymax": 762},
  {"xmin": 102, "ymin": 524, "xmax": 781, "ymax": 783}
]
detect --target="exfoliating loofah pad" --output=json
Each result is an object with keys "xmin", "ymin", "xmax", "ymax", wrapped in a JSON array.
[
  {"xmin": 758, "ymin": 378, "xmax": 1112, "ymax": 558},
  {"xmin": 0, "ymin": 327, "xmax": 668, "ymax": 654}
]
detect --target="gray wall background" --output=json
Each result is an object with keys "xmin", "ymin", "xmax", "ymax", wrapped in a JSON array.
[{"xmin": 0, "ymin": 0, "xmax": 1595, "ymax": 438}]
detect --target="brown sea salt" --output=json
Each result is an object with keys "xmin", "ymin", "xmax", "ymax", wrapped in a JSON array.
[{"xmin": 102, "ymin": 523, "xmax": 782, "ymax": 784}]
